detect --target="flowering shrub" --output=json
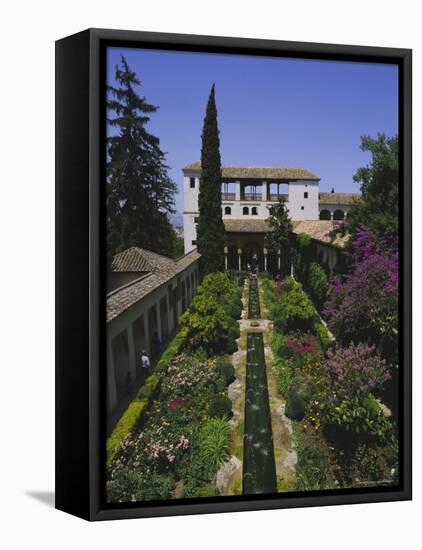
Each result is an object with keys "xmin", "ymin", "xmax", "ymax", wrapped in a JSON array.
[
  {"xmin": 284, "ymin": 333, "xmax": 320, "ymax": 356},
  {"xmin": 312, "ymin": 342, "xmax": 391, "ymax": 433},
  {"xmin": 160, "ymin": 353, "xmax": 219, "ymax": 400},
  {"xmin": 168, "ymin": 398, "xmax": 186, "ymax": 412},
  {"xmin": 324, "ymin": 227, "xmax": 398, "ymax": 364}
]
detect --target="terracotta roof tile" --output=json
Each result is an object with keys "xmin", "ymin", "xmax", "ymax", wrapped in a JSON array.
[
  {"xmin": 111, "ymin": 247, "xmax": 176, "ymax": 273},
  {"xmin": 224, "ymin": 218, "xmax": 349, "ymax": 248},
  {"xmin": 183, "ymin": 161, "xmax": 319, "ymax": 181},
  {"xmin": 319, "ymin": 192, "xmax": 360, "ymax": 205},
  {"xmin": 107, "ymin": 249, "xmax": 201, "ymax": 323}
]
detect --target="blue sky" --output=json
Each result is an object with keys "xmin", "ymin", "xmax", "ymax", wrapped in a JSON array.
[{"xmin": 107, "ymin": 47, "xmax": 398, "ymax": 215}]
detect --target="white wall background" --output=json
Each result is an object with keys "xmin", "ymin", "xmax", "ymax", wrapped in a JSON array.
[{"xmin": 0, "ymin": 1, "xmax": 419, "ymax": 548}]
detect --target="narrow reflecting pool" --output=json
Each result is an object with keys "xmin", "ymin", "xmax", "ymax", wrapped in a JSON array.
[
  {"xmin": 248, "ymin": 277, "xmax": 261, "ymax": 319},
  {"xmin": 243, "ymin": 332, "xmax": 277, "ymax": 494}
]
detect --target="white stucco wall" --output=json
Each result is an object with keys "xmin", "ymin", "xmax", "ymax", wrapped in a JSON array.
[
  {"xmin": 107, "ymin": 259, "xmax": 200, "ymax": 418},
  {"xmin": 183, "ymin": 169, "xmax": 355, "ymax": 251},
  {"xmin": 288, "ymin": 180, "xmax": 320, "ymax": 220}
]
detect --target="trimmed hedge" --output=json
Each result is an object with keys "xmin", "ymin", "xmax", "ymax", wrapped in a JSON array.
[
  {"xmin": 107, "ymin": 328, "xmax": 186, "ymax": 465},
  {"xmin": 285, "ymin": 393, "xmax": 305, "ymax": 421},
  {"xmin": 216, "ymin": 359, "xmax": 235, "ymax": 386},
  {"xmin": 155, "ymin": 327, "xmax": 188, "ymax": 374},
  {"xmin": 208, "ymin": 396, "xmax": 233, "ymax": 419},
  {"xmin": 106, "ymin": 401, "xmax": 147, "ymax": 465}
]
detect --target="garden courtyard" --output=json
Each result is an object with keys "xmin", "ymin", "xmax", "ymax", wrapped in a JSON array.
[{"xmin": 107, "ymin": 260, "xmax": 398, "ymax": 502}]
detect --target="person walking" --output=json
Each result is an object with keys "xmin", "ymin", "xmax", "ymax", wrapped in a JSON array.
[{"xmin": 140, "ymin": 350, "xmax": 150, "ymax": 370}]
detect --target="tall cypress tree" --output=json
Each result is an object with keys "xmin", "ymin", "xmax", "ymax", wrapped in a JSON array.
[
  {"xmin": 197, "ymin": 85, "xmax": 226, "ymax": 273},
  {"xmin": 106, "ymin": 56, "xmax": 177, "ymax": 263}
]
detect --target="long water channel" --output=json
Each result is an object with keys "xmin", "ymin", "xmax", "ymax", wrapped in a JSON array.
[{"xmin": 242, "ymin": 277, "xmax": 277, "ymax": 494}]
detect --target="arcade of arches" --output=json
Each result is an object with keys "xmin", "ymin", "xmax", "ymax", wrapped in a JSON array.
[{"xmin": 224, "ymin": 232, "xmax": 291, "ymax": 275}]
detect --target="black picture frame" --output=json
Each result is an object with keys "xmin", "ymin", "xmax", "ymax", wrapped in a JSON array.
[{"xmin": 55, "ymin": 28, "xmax": 412, "ymax": 521}]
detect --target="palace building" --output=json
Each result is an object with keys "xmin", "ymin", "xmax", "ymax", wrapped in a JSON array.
[{"xmin": 183, "ymin": 161, "xmax": 359, "ymax": 271}]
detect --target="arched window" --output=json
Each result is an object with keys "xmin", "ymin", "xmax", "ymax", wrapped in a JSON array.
[
  {"xmin": 251, "ymin": 206, "xmax": 258, "ymax": 215},
  {"xmin": 242, "ymin": 206, "xmax": 249, "ymax": 215},
  {"xmin": 224, "ymin": 206, "xmax": 232, "ymax": 215},
  {"xmin": 333, "ymin": 210, "xmax": 345, "ymax": 220},
  {"xmin": 319, "ymin": 209, "xmax": 331, "ymax": 220}
]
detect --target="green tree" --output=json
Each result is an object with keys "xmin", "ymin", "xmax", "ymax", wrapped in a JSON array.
[
  {"xmin": 173, "ymin": 236, "xmax": 185, "ymax": 259},
  {"xmin": 347, "ymin": 133, "xmax": 398, "ymax": 239},
  {"xmin": 106, "ymin": 56, "xmax": 177, "ymax": 263},
  {"xmin": 196, "ymin": 85, "xmax": 226, "ymax": 273},
  {"xmin": 266, "ymin": 198, "xmax": 293, "ymax": 274}
]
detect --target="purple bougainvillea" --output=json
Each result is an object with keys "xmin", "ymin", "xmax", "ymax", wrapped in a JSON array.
[
  {"xmin": 313, "ymin": 342, "xmax": 391, "ymax": 432},
  {"xmin": 324, "ymin": 227, "xmax": 398, "ymax": 364}
]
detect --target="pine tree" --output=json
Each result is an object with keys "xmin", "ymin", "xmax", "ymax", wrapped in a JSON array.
[
  {"xmin": 106, "ymin": 56, "xmax": 177, "ymax": 263},
  {"xmin": 196, "ymin": 85, "xmax": 226, "ymax": 273}
]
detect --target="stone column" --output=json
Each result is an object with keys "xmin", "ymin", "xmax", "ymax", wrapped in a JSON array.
[
  {"xmin": 127, "ymin": 323, "xmax": 137, "ymax": 381},
  {"xmin": 262, "ymin": 180, "xmax": 267, "ymax": 201},
  {"xmin": 235, "ymin": 180, "xmax": 241, "ymax": 201},
  {"xmin": 237, "ymin": 248, "xmax": 242, "ymax": 271},
  {"xmin": 277, "ymin": 249, "xmax": 281, "ymax": 272},
  {"xmin": 156, "ymin": 302, "xmax": 162, "ymax": 339},
  {"xmin": 224, "ymin": 246, "xmax": 228, "ymax": 270},
  {"xmin": 107, "ymin": 339, "xmax": 117, "ymax": 414},
  {"xmin": 263, "ymin": 247, "xmax": 268, "ymax": 271}
]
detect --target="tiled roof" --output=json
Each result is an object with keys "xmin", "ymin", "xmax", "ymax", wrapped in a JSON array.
[
  {"xmin": 292, "ymin": 220, "xmax": 349, "ymax": 248},
  {"xmin": 319, "ymin": 192, "xmax": 360, "ymax": 205},
  {"xmin": 111, "ymin": 247, "xmax": 176, "ymax": 273},
  {"xmin": 183, "ymin": 161, "xmax": 319, "ymax": 181},
  {"xmin": 107, "ymin": 249, "xmax": 201, "ymax": 323},
  {"xmin": 224, "ymin": 219, "xmax": 270, "ymax": 233},
  {"xmin": 224, "ymin": 218, "xmax": 349, "ymax": 248}
]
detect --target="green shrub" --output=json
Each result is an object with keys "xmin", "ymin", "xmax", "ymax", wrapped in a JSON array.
[
  {"xmin": 275, "ymin": 356, "xmax": 293, "ymax": 397},
  {"xmin": 155, "ymin": 327, "xmax": 188, "ymax": 374},
  {"xmin": 228, "ymin": 321, "xmax": 240, "ymax": 340},
  {"xmin": 297, "ymin": 233, "xmax": 312, "ymax": 249},
  {"xmin": 107, "ymin": 468, "xmax": 143, "ymax": 503},
  {"xmin": 136, "ymin": 374, "xmax": 160, "ymax": 400},
  {"xmin": 216, "ymin": 359, "xmax": 235, "ymax": 386},
  {"xmin": 226, "ymin": 337, "xmax": 238, "ymax": 354},
  {"xmin": 271, "ymin": 332, "xmax": 285, "ymax": 358},
  {"xmin": 193, "ymin": 484, "xmax": 219, "ymax": 498},
  {"xmin": 197, "ymin": 272, "xmax": 237, "ymax": 304},
  {"xmin": 289, "ymin": 373, "xmax": 317, "ymax": 404},
  {"xmin": 200, "ymin": 418, "xmax": 230, "ymax": 473},
  {"xmin": 208, "ymin": 396, "xmax": 233, "ymax": 419},
  {"xmin": 180, "ymin": 294, "xmax": 231, "ymax": 355},
  {"xmin": 285, "ymin": 393, "xmax": 305, "ymax": 420},
  {"xmin": 270, "ymin": 301, "xmax": 287, "ymax": 332},
  {"xmin": 312, "ymin": 321, "xmax": 332, "ymax": 352},
  {"xmin": 284, "ymin": 282, "xmax": 315, "ymax": 332},
  {"xmin": 307, "ymin": 262, "xmax": 329, "ymax": 310},
  {"xmin": 225, "ymin": 294, "xmax": 243, "ymax": 320},
  {"xmin": 141, "ymin": 474, "xmax": 175, "ymax": 501},
  {"xmin": 106, "ymin": 401, "xmax": 147, "ymax": 464},
  {"xmin": 107, "ymin": 469, "xmax": 175, "ymax": 503},
  {"xmin": 353, "ymin": 444, "xmax": 388, "ymax": 482},
  {"xmin": 296, "ymin": 447, "xmax": 326, "ymax": 490}
]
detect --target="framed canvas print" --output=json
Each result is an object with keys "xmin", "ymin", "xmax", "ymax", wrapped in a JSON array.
[{"xmin": 55, "ymin": 28, "xmax": 412, "ymax": 521}]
